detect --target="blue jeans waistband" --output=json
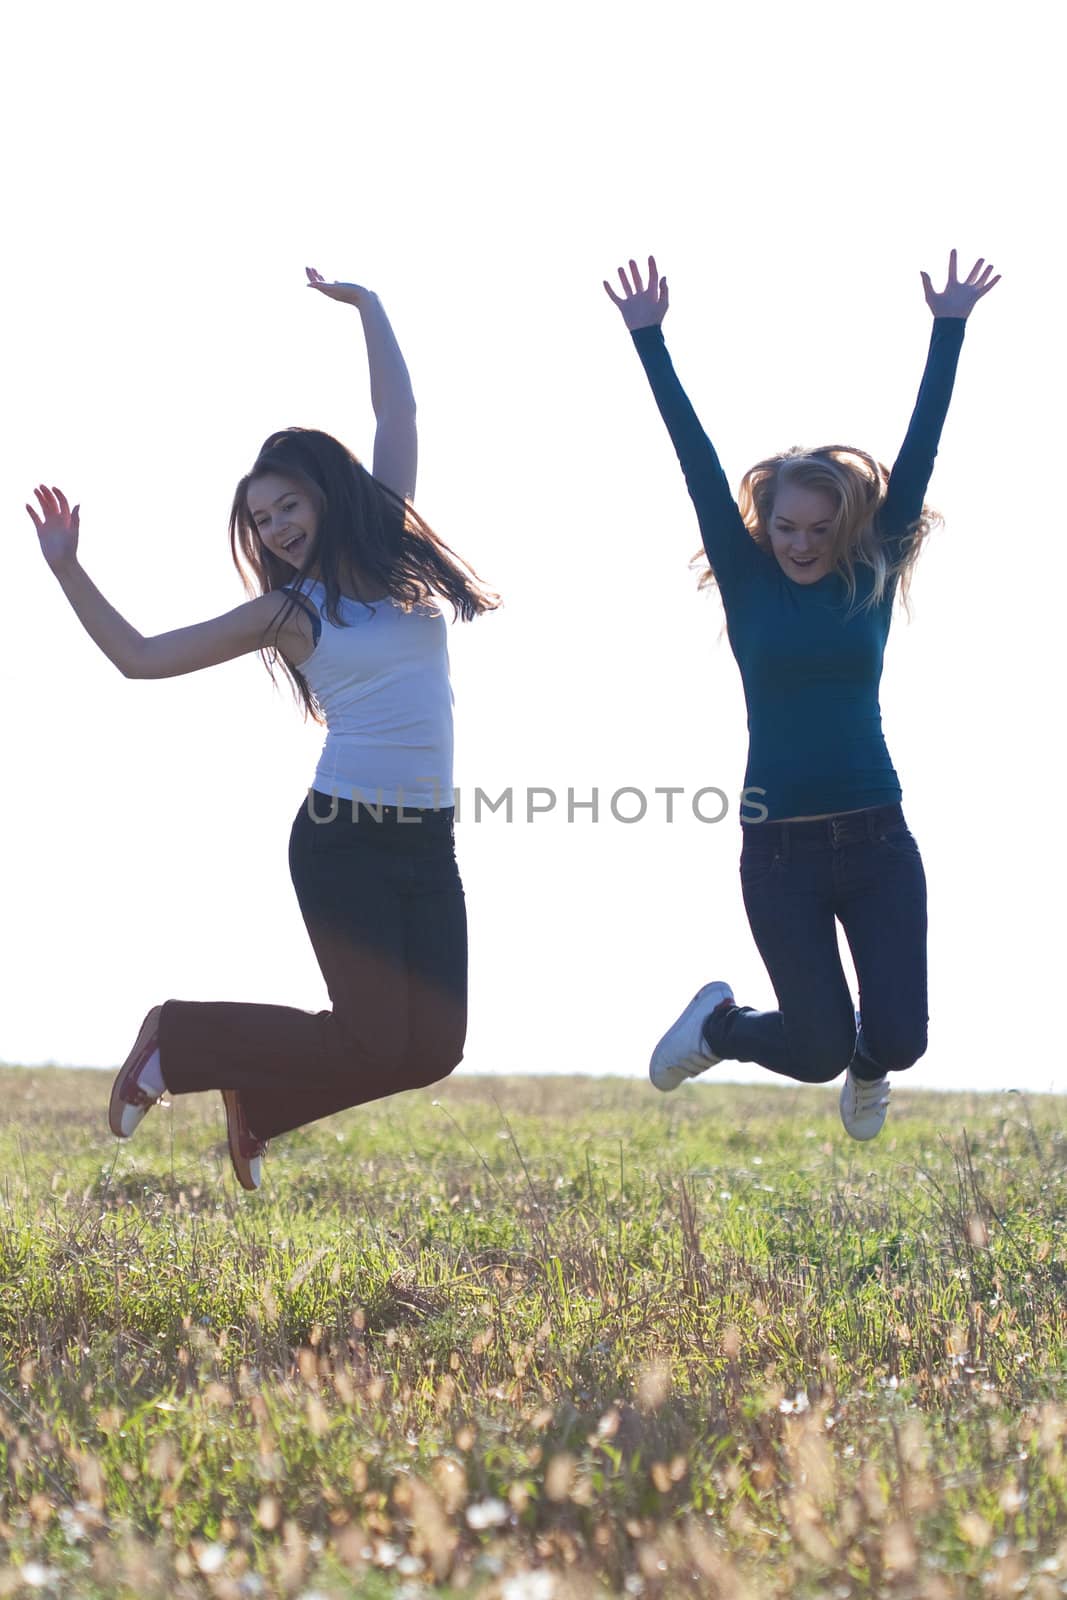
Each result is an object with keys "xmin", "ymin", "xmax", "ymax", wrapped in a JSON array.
[
  {"xmin": 306, "ymin": 789, "xmax": 455, "ymax": 826},
  {"xmin": 741, "ymin": 802, "xmax": 905, "ymax": 849}
]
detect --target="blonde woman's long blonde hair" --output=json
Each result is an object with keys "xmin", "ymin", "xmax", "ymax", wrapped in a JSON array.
[{"xmin": 692, "ymin": 445, "xmax": 941, "ymax": 615}]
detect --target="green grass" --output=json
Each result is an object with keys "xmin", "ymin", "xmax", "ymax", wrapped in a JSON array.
[{"xmin": 1, "ymin": 1065, "xmax": 1065, "ymax": 1598}]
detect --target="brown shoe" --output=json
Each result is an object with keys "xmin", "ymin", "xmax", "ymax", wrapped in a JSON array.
[
  {"xmin": 108, "ymin": 1006, "xmax": 164, "ymax": 1139},
  {"xmin": 221, "ymin": 1090, "xmax": 268, "ymax": 1191}
]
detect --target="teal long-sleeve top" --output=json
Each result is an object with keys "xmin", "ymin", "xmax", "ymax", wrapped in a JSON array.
[{"xmin": 630, "ymin": 318, "xmax": 967, "ymax": 822}]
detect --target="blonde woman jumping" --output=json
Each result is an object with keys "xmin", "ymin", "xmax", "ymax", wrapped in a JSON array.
[{"xmin": 605, "ymin": 250, "xmax": 999, "ymax": 1139}]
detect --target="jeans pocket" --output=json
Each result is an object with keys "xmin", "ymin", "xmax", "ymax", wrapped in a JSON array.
[
  {"xmin": 739, "ymin": 847, "xmax": 783, "ymax": 890},
  {"xmin": 308, "ymin": 815, "xmax": 373, "ymax": 854},
  {"xmin": 876, "ymin": 823, "xmax": 920, "ymax": 860}
]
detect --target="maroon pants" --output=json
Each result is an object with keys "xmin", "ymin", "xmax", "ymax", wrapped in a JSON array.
[{"xmin": 157, "ymin": 793, "xmax": 467, "ymax": 1140}]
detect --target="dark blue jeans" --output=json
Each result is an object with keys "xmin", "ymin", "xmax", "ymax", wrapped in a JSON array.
[
  {"xmin": 159, "ymin": 792, "xmax": 467, "ymax": 1140},
  {"xmin": 703, "ymin": 803, "xmax": 927, "ymax": 1084}
]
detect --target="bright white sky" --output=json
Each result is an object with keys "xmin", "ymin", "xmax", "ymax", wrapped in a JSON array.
[{"xmin": 1, "ymin": 1, "xmax": 1062, "ymax": 1095}]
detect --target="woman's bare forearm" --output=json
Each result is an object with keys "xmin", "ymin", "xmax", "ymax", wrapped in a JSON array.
[
  {"xmin": 357, "ymin": 292, "xmax": 418, "ymax": 499},
  {"xmin": 51, "ymin": 560, "xmax": 146, "ymax": 677},
  {"xmin": 357, "ymin": 291, "xmax": 416, "ymax": 421},
  {"xmin": 305, "ymin": 272, "xmax": 418, "ymax": 498}
]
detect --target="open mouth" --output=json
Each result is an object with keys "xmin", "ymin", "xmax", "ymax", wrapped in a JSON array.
[{"xmin": 282, "ymin": 533, "xmax": 307, "ymax": 558}]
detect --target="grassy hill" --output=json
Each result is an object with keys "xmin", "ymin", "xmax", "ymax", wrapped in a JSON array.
[{"xmin": 1, "ymin": 1066, "xmax": 1065, "ymax": 1598}]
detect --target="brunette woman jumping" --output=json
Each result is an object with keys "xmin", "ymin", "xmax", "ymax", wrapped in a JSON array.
[{"xmin": 29, "ymin": 267, "xmax": 497, "ymax": 1188}]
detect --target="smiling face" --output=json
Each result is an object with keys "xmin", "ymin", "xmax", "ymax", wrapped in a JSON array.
[
  {"xmin": 767, "ymin": 483, "xmax": 837, "ymax": 584},
  {"xmin": 246, "ymin": 473, "xmax": 320, "ymax": 573}
]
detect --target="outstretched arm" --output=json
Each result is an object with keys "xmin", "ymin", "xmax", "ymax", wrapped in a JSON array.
[
  {"xmin": 306, "ymin": 268, "xmax": 417, "ymax": 503},
  {"xmin": 604, "ymin": 256, "xmax": 763, "ymax": 589},
  {"xmin": 27, "ymin": 487, "xmax": 299, "ymax": 679},
  {"xmin": 881, "ymin": 251, "xmax": 1000, "ymax": 548}
]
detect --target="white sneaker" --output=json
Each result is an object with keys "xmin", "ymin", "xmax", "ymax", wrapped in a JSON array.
[
  {"xmin": 108, "ymin": 1006, "xmax": 164, "ymax": 1139},
  {"xmin": 839, "ymin": 1067, "xmax": 890, "ymax": 1141},
  {"xmin": 649, "ymin": 981, "xmax": 734, "ymax": 1093},
  {"xmin": 222, "ymin": 1091, "xmax": 268, "ymax": 1192}
]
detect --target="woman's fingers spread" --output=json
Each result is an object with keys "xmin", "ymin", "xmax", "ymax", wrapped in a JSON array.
[
  {"xmin": 628, "ymin": 257, "xmax": 644, "ymax": 293},
  {"xmin": 948, "ymin": 247, "xmax": 958, "ymax": 282},
  {"xmin": 603, "ymin": 280, "xmax": 624, "ymax": 305},
  {"xmin": 616, "ymin": 264, "xmax": 632, "ymax": 295},
  {"xmin": 53, "ymin": 487, "xmax": 70, "ymax": 515}
]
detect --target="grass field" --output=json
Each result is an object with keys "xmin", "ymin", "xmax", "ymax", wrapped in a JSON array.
[{"xmin": 0, "ymin": 1065, "xmax": 1065, "ymax": 1600}]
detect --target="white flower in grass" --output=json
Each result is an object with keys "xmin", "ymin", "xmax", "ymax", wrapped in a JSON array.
[
  {"xmin": 196, "ymin": 1543, "xmax": 227, "ymax": 1575},
  {"xmin": 58, "ymin": 1506, "xmax": 88, "ymax": 1542},
  {"xmin": 503, "ymin": 1573, "xmax": 556, "ymax": 1600},
  {"xmin": 19, "ymin": 1565, "xmax": 57, "ymax": 1590},
  {"xmin": 466, "ymin": 1496, "xmax": 509, "ymax": 1529}
]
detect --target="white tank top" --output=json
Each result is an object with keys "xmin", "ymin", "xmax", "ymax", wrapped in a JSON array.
[{"xmin": 285, "ymin": 580, "xmax": 454, "ymax": 809}]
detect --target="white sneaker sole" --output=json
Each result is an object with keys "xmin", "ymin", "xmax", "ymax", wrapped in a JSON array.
[
  {"xmin": 649, "ymin": 981, "xmax": 734, "ymax": 1093},
  {"xmin": 222, "ymin": 1090, "xmax": 266, "ymax": 1191},
  {"xmin": 839, "ymin": 1069, "xmax": 890, "ymax": 1141},
  {"xmin": 108, "ymin": 1007, "xmax": 163, "ymax": 1139}
]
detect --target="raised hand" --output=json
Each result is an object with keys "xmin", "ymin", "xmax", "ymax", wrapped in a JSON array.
[
  {"xmin": 604, "ymin": 256, "xmax": 669, "ymax": 330},
  {"xmin": 26, "ymin": 485, "xmax": 80, "ymax": 572},
  {"xmin": 920, "ymin": 250, "xmax": 1001, "ymax": 319},
  {"xmin": 305, "ymin": 266, "xmax": 374, "ymax": 307}
]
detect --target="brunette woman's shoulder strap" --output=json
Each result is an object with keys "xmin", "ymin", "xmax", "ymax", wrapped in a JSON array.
[{"xmin": 279, "ymin": 586, "xmax": 322, "ymax": 646}]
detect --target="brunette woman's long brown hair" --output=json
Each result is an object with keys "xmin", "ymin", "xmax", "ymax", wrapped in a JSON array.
[{"xmin": 230, "ymin": 427, "xmax": 499, "ymax": 723}]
